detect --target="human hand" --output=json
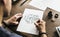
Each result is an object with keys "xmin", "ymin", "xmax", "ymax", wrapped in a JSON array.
[
  {"xmin": 4, "ymin": 13, "xmax": 22, "ymax": 25},
  {"xmin": 35, "ymin": 20, "xmax": 46, "ymax": 33}
]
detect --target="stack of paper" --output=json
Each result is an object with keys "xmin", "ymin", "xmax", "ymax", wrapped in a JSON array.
[
  {"xmin": 29, "ymin": 0, "xmax": 60, "ymax": 12},
  {"xmin": 29, "ymin": 0, "xmax": 48, "ymax": 10},
  {"xmin": 17, "ymin": 9, "xmax": 44, "ymax": 35},
  {"xmin": 48, "ymin": 0, "xmax": 60, "ymax": 12}
]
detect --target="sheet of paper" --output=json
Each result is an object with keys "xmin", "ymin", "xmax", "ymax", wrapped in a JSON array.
[
  {"xmin": 48, "ymin": 0, "xmax": 60, "ymax": 12},
  {"xmin": 29, "ymin": 0, "xmax": 52, "ymax": 10},
  {"xmin": 17, "ymin": 9, "xmax": 44, "ymax": 35},
  {"xmin": 29, "ymin": 0, "xmax": 60, "ymax": 12}
]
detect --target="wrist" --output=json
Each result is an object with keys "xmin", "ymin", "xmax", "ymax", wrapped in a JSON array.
[
  {"xmin": 39, "ymin": 32, "xmax": 47, "ymax": 37},
  {"xmin": 39, "ymin": 27, "xmax": 46, "ymax": 33},
  {"xmin": 39, "ymin": 32, "xmax": 47, "ymax": 35},
  {"xmin": 41, "ymin": 28, "xmax": 46, "ymax": 33}
]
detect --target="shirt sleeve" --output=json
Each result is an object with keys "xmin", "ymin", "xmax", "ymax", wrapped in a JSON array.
[{"xmin": 0, "ymin": 27, "xmax": 23, "ymax": 37}]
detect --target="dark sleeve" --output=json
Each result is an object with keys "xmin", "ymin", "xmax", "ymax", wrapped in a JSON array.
[
  {"xmin": 0, "ymin": 27, "xmax": 23, "ymax": 37},
  {"xmin": 0, "ymin": 27, "xmax": 10, "ymax": 37}
]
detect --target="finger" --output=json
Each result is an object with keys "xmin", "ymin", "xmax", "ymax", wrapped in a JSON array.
[
  {"xmin": 15, "ymin": 13, "xmax": 22, "ymax": 20},
  {"xmin": 36, "ymin": 19, "xmax": 44, "ymax": 25},
  {"xmin": 34, "ymin": 23, "xmax": 38, "ymax": 27},
  {"xmin": 34, "ymin": 23, "xmax": 40, "ymax": 29},
  {"xmin": 15, "ymin": 15, "xmax": 22, "ymax": 19},
  {"xmin": 15, "ymin": 13, "xmax": 22, "ymax": 16},
  {"xmin": 12, "ymin": 21, "xmax": 19, "ymax": 25},
  {"xmin": 36, "ymin": 19, "xmax": 43, "ymax": 26},
  {"xmin": 34, "ymin": 23, "xmax": 41, "ymax": 30},
  {"xmin": 36, "ymin": 19, "xmax": 40, "ymax": 23}
]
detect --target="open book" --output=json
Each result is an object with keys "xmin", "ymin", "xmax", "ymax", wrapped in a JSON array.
[{"xmin": 17, "ymin": 9, "xmax": 44, "ymax": 35}]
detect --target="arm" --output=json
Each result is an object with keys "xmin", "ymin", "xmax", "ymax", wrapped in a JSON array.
[
  {"xmin": 3, "ymin": 0, "xmax": 12, "ymax": 16},
  {"xmin": 35, "ymin": 20, "xmax": 47, "ymax": 37}
]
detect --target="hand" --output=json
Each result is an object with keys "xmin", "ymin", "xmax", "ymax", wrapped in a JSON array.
[
  {"xmin": 35, "ymin": 20, "xmax": 46, "ymax": 33},
  {"xmin": 4, "ymin": 13, "xmax": 22, "ymax": 25}
]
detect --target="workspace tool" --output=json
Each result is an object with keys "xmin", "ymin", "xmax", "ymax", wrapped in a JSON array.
[{"xmin": 20, "ymin": 0, "xmax": 28, "ymax": 6}]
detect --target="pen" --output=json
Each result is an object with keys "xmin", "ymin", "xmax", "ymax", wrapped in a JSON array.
[{"xmin": 20, "ymin": 0, "xmax": 28, "ymax": 6}]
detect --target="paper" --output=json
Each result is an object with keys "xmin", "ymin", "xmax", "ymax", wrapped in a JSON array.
[
  {"xmin": 17, "ymin": 9, "xmax": 44, "ymax": 35},
  {"xmin": 48, "ymin": 0, "xmax": 60, "ymax": 12},
  {"xmin": 29, "ymin": 0, "xmax": 50, "ymax": 10},
  {"xmin": 29, "ymin": 0, "xmax": 60, "ymax": 12}
]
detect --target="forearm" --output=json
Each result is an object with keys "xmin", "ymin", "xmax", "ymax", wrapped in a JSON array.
[
  {"xmin": 0, "ymin": 5, "xmax": 3, "ymax": 27},
  {"xmin": 3, "ymin": 0, "xmax": 12, "ymax": 16},
  {"xmin": 39, "ymin": 27, "xmax": 47, "ymax": 37}
]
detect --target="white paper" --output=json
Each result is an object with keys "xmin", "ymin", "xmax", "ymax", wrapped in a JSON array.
[
  {"xmin": 29, "ymin": 0, "xmax": 60, "ymax": 12},
  {"xmin": 29, "ymin": 0, "xmax": 51, "ymax": 10},
  {"xmin": 48, "ymin": 0, "xmax": 60, "ymax": 12},
  {"xmin": 17, "ymin": 9, "xmax": 44, "ymax": 35}
]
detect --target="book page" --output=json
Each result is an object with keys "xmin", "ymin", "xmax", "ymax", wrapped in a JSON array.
[{"xmin": 17, "ymin": 9, "xmax": 44, "ymax": 35}]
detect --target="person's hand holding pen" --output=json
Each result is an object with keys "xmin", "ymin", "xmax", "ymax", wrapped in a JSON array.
[{"xmin": 35, "ymin": 20, "xmax": 47, "ymax": 37}]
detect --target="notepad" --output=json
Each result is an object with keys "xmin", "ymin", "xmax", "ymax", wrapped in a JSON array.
[{"xmin": 17, "ymin": 9, "xmax": 44, "ymax": 35}]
